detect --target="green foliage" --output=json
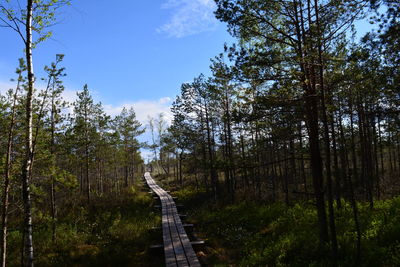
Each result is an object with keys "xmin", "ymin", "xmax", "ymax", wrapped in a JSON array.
[
  {"xmin": 5, "ymin": 188, "xmax": 161, "ymax": 266},
  {"xmin": 176, "ymin": 187, "xmax": 400, "ymax": 266},
  {"xmin": 0, "ymin": 0, "xmax": 71, "ymax": 46}
]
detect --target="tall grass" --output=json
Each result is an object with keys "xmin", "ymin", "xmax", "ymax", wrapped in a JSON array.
[
  {"xmin": 175, "ymin": 187, "xmax": 400, "ymax": 266},
  {"xmin": 7, "ymin": 185, "xmax": 162, "ymax": 266}
]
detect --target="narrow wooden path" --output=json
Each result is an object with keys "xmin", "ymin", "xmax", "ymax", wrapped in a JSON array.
[{"xmin": 144, "ymin": 172, "xmax": 201, "ymax": 267}]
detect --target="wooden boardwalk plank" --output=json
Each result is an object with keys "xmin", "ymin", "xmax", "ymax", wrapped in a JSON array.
[{"xmin": 144, "ymin": 172, "xmax": 200, "ymax": 267}]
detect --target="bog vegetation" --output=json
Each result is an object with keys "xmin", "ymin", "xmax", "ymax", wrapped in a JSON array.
[{"xmin": 0, "ymin": 0, "xmax": 399, "ymax": 266}]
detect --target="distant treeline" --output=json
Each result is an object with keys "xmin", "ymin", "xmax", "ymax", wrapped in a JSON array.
[{"xmin": 152, "ymin": 0, "xmax": 400, "ymax": 264}]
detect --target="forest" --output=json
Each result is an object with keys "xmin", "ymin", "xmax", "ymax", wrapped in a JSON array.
[{"xmin": 0, "ymin": 0, "xmax": 399, "ymax": 266}]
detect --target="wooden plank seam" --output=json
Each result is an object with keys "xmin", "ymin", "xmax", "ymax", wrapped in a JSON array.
[{"xmin": 144, "ymin": 172, "xmax": 201, "ymax": 267}]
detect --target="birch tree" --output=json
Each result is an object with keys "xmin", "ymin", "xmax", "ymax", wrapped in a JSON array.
[{"xmin": 0, "ymin": 1, "xmax": 70, "ymax": 265}]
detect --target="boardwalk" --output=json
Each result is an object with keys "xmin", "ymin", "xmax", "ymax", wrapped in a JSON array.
[{"xmin": 144, "ymin": 172, "xmax": 201, "ymax": 267}]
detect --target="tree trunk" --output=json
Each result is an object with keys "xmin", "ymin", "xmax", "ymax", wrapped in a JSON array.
[
  {"xmin": 298, "ymin": 122, "xmax": 308, "ymax": 199},
  {"xmin": 314, "ymin": 0, "xmax": 338, "ymax": 257},
  {"xmin": 85, "ymin": 142, "xmax": 90, "ymax": 203},
  {"xmin": 50, "ymin": 92, "xmax": 57, "ymax": 243},
  {"xmin": 1, "ymin": 75, "xmax": 21, "ymax": 267},
  {"xmin": 22, "ymin": 1, "xmax": 35, "ymax": 265},
  {"xmin": 293, "ymin": 0, "xmax": 328, "ymax": 245},
  {"xmin": 179, "ymin": 151, "xmax": 183, "ymax": 186},
  {"xmin": 205, "ymin": 103, "xmax": 218, "ymax": 201}
]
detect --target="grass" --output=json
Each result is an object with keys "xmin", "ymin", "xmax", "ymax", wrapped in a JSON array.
[
  {"xmin": 172, "ymin": 186, "xmax": 400, "ymax": 266},
  {"xmin": 7, "ymin": 184, "xmax": 163, "ymax": 267},
  {"xmin": 21, "ymin": 171, "xmax": 399, "ymax": 266}
]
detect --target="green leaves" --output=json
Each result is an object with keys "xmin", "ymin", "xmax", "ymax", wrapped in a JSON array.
[{"xmin": 0, "ymin": 0, "xmax": 70, "ymax": 46}]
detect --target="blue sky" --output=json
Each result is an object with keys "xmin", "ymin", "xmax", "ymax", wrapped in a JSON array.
[
  {"xmin": 0, "ymin": 0, "xmax": 232, "ymax": 120},
  {"xmin": 0, "ymin": 0, "xmax": 235, "ymax": 161},
  {"xmin": 0, "ymin": 0, "xmax": 375, "ymax": 116},
  {"xmin": 0, "ymin": 0, "xmax": 375, "ymax": 160}
]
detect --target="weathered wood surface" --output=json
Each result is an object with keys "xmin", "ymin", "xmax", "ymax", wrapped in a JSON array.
[{"xmin": 144, "ymin": 172, "xmax": 201, "ymax": 267}]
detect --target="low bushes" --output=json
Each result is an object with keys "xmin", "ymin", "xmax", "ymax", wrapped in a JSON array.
[{"xmin": 176, "ymin": 187, "xmax": 400, "ymax": 266}]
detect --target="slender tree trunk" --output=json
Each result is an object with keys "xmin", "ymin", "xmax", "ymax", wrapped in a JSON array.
[
  {"xmin": 297, "ymin": 121, "xmax": 308, "ymax": 199},
  {"xmin": 199, "ymin": 113, "xmax": 209, "ymax": 191},
  {"xmin": 22, "ymin": 1, "xmax": 35, "ymax": 265},
  {"xmin": 292, "ymin": 0, "xmax": 329, "ymax": 246},
  {"xmin": 240, "ymin": 134, "xmax": 249, "ymax": 190},
  {"xmin": 50, "ymin": 92, "xmax": 57, "ymax": 243},
  {"xmin": 349, "ymin": 101, "xmax": 358, "ymax": 183},
  {"xmin": 174, "ymin": 151, "xmax": 179, "ymax": 182},
  {"xmin": 314, "ymin": 0, "xmax": 338, "ymax": 257},
  {"xmin": 283, "ymin": 144, "xmax": 290, "ymax": 205},
  {"xmin": 377, "ymin": 116, "xmax": 384, "ymax": 198},
  {"xmin": 372, "ymin": 112, "xmax": 379, "ymax": 197},
  {"xmin": 179, "ymin": 151, "xmax": 183, "ymax": 186},
  {"xmin": 84, "ymin": 105, "xmax": 90, "ymax": 202},
  {"xmin": 125, "ymin": 165, "xmax": 129, "ymax": 188},
  {"xmin": 348, "ymin": 169, "xmax": 361, "ymax": 265},
  {"xmin": 331, "ymin": 114, "xmax": 341, "ymax": 209},
  {"xmin": 79, "ymin": 163, "xmax": 83, "ymax": 193},
  {"xmin": 397, "ymin": 135, "xmax": 400, "ymax": 175},
  {"xmin": 99, "ymin": 159, "xmax": 103, "ymax": 194},
  {"xmin": 299, "ymin": 0, "xmax": 329, "ymax": 244},
  {"xmin": 85, "ymin": 142, "xmax": 90, "ymax": 203},
  {"xmin": 205, "ymin": 104, "xmax": 218, "ymax": 201},
  {"xmin": 337, "ymin": 107, "xmax": 349, "ymax": 202},
  {"xmin": 225, "ymin": 91, "xmax": 235, "ymax": 201},
  {"xmin": 1, "ymin": 76, "xmax": 21, "ymax": 267},
  {"xmin": 388, "ymin": 132, "xmax": 394, "ymax": 175}
]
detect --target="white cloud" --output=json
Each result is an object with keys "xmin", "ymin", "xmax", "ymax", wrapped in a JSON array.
[
  {"xmin": 1, "ymin": 79, "xmax": 172, "ymax": 126},
  {"xmin": 61, "ymin": 89, "xmax": 79, "ymax": 103},
  {"xmin": 60, "ymin": 90, "xmax": 173, "ymax": 128},
  {"xmin": 159, "ymin": 96, "xmax": 171, "ymax": 104},
  {"xmin": 106, "ymin": 97, "xmax": 174, "ymax": 162},
  {"xmin": 1, "ymin": 78, "xmax": 78, "ymax": 97},
  {"xmin": 158, "ymin": 0, "xmax": 218, "ymax": 38},
  {"xmin": 0, "ymin": 78, "xmax": 172, "ymax": 162},
  {"xmin": 0, "ymin": 80, "xmax": 16, "ymax": 95},
  {"xmin": 102, "ymin": 97, "xmax": 173, "ymax": 125}
]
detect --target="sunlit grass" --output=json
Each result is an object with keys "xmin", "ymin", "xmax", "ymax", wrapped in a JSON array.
[
  {"xmin": 174, "ymin": 186, "xmax": 400, "ymax": 266},
  {"xmin": 7, "ymin": 182, "xmax": 162, "ymax": 266}
]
